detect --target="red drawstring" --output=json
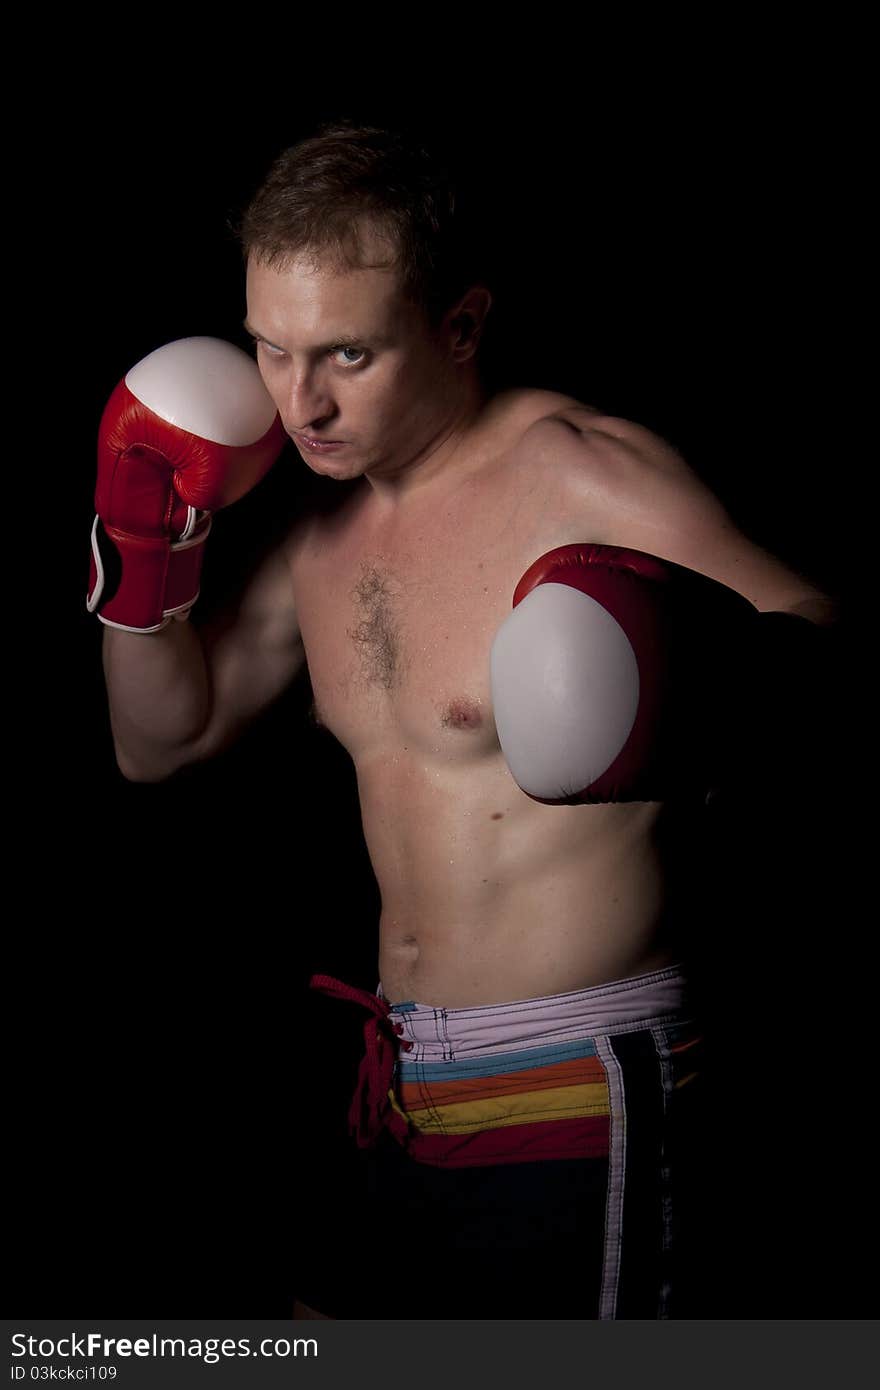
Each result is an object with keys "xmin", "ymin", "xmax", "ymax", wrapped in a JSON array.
[{"xmin": 309, "ymin": 973, "xmax": 412, "ymax": 1149}]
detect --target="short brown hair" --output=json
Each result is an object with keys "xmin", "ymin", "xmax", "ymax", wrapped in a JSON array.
[{"xmin": 230, "ymin": 118, "xmax": 491, "ymax": 333}]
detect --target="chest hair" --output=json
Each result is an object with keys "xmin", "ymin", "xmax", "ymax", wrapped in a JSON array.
[{"xmin": 347, "ymin": 560, "xmax": 406, "ymax": 691}]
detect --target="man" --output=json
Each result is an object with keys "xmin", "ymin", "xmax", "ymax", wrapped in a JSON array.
[{"xmin": 92, "ymin": 120, "xmax": 838, "ymax": 1318}]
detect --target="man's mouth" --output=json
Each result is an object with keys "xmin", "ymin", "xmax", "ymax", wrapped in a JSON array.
[{"xmin": 295, "ymin": 434, "xmax": 346, "ymax": 453}]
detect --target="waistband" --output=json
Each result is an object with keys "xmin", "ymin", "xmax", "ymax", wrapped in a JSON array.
[
  {"xmin": 309, "ymin": 964, "xmax": 690, "ymax": 1152},
  {"xmin": 376, "ymin": 964, "xmax": 690, "ymax": 1062}
]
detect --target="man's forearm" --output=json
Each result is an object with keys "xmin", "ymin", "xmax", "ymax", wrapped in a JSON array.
[{"xmin": 101, "ymin": 620, "xmax": 211, "ymax": 782}]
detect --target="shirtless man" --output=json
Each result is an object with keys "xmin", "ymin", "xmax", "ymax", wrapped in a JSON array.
[{"xmin": 92, "ymin": 122, "xmax": 838, "ymax": 1319}]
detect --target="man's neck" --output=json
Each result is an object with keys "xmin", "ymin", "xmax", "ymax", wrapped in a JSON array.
[{"xmin": 363, "ymin": 376, "xmax": 490, "ymax": 509}]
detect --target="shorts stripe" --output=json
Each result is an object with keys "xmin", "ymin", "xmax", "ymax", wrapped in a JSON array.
[
  {"xmin": 401, "ymin": 1078, "xmax": 611, "ymax": 1134},
  {"xmin": 397, "ymin": 1035, "xmax": 601, "ymax": 1080}
]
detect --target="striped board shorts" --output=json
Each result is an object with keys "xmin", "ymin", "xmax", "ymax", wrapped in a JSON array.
[{"xmin": 307, "ymin": 964, "xmax": 707, "ymax": 1319}]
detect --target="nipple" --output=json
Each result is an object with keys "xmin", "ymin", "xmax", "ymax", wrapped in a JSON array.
[{"xmin": 441, "ymin": 698, "xmax": 483, "ymax": 731}]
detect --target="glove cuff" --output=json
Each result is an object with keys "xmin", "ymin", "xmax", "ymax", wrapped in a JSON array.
[{"xmin": 87, "ymin": 508, "xmax": 212, "ymax": 634}]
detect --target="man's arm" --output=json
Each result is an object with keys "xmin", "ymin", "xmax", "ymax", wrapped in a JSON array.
[
  {"xmin": 546, "ymin": 408, "xmax": 840, "ymax": 625},
  {"xmin": 534, "ymin": 407, "xmax": 841, "ymax": 792},
  {"xmin": 104, "ymin": 525, "xmax": 306, "ymax": 783}
]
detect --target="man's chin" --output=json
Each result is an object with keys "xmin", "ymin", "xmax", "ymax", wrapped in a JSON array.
[{"xmin": 300, "ymin": 450, "xmax": 364, "ymax": 481}]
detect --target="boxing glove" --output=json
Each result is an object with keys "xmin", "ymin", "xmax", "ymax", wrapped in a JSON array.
[
  {"xmin": 87, "ymin": 336, "xmax": 286, "ymax": 634},
  {"xmin": 489, "ymin": 543, "xmax": 759, "ymax": 804}
]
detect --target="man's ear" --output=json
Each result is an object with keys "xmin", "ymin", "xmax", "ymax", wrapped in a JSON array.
[{"xmin": 449, "ymin": 286, "xmax": 493, "ymax": 358}]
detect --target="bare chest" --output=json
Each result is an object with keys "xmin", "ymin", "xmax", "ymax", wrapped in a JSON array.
[{"xmin": 290, "ymin": 420, "xmax": 599, "ymax": 762}]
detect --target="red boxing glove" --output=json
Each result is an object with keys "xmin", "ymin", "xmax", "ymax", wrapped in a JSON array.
[
  {"xmin": 87, "ymin": 336, "xmax": 286, "ymax": 633},
  {"xmin": 489, "ymin": 543, "xmax": 758, "ymax": 804}
]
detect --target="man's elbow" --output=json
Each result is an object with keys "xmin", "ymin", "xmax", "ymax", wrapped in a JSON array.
[
  {"xmin": 117, "ymin": 760, "xmax": 174, "ymax": 785},
  {"xmin": 115, "ymin": 746, "xmax": 191, "ymax": 784},
  {"xmin": 784, "ymin": 598, "xmax": 840, "ymax": 627}
]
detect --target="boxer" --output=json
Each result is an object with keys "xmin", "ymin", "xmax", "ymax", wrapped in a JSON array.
[{"xmin": 91, "ymin": 121, "xmax": 838, "ymax": 1319}]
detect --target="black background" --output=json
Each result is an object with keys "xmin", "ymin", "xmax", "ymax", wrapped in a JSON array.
[{"xmin": 8, "ymin": 37, "xmax": 871, "ymax": 1319}]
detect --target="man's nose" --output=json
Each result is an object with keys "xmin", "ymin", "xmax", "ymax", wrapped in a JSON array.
[{"xmin": 283, "ymin": 370, "xmax": 336, "ymax": 434}]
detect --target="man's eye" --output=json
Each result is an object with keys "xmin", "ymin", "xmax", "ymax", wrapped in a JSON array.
[
  {"xmin": 252, "ymin": 339, "xmax": 363, "ymax": 366},
  {"xmin": 253, "ymin": 339, "xmax": 284, "ymax": 358}
]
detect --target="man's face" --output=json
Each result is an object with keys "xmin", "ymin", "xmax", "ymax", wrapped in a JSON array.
[{"xmin": 245, "ymin": 237, "xmax": 459, "ymax": 485}]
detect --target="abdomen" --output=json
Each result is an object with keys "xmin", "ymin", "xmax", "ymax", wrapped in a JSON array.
[{"xmin": 356, "ymin": 747, "xmax": 674, "ymax": 1007}]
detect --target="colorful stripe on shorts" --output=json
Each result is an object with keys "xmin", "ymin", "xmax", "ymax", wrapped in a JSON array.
[{"xmin": 387, "ymin": 1034, "xmax": 611, "ymax": 1168}]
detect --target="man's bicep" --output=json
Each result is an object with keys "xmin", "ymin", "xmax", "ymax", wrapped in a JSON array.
[{"xmin": 186, "ymin": 532, "xmax": 307, "ymax": 765}]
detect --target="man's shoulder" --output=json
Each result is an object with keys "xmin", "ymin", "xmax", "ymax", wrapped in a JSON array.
[
  {"xmin": 281, "ymin": 469, "xmax": 367, "ymax": 568},
  {"xmin": 490, "ymin": 386, "xmax": 604, "ymax": 443},
  {"xmin": 517, "ymin": 401, "xmax": 690, "ymax": 487},
  {"xmin": 506, "ymin": 400, "xmax": 707, "ymax": 547},
  {"xmin": 500, "ymin": 390, "xmax": 666, "ymax": 470}
]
